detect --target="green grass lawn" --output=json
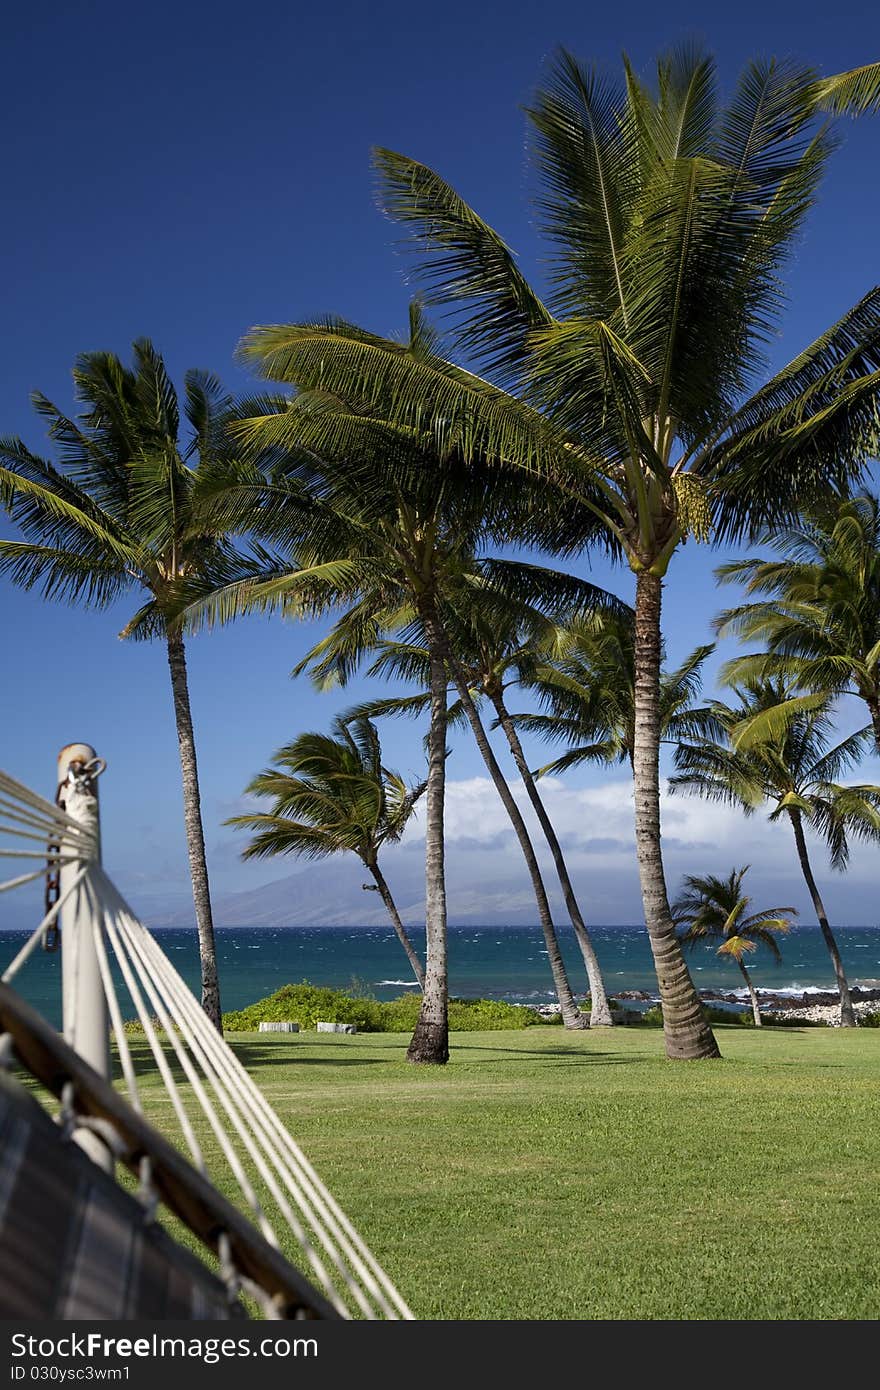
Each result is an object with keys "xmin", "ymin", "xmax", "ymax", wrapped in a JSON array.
[{"xmin": 118, "ymin": 1023, "xmax": 880, "ymax": 1320}]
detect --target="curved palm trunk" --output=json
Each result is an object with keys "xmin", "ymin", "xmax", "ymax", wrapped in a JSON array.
[
  {"xmin": 737, "ymin": 957, "xmax": 762, "ymax": 1027},
  {"xmin": 166, "ymin": 630, "xmax": 222, "ymax": 1031},
  {"xmin": 366, "ymin": 860, "xmax": 426, "ymax": 989},
  {"xmin": 407, "ymin": 618, "xmax": 449, "ymax": 1063},
  {"xmin": 491, "ymin": 691, "xmax": 613, "ymax": 1026},
  {"xmin": 788, "ymin": 808, "xmax": 856, "ymax": 1027},
  {"xmin": 437, "ymin": 637, "xmax": 585, "ymax": 1029},
  {"xmin": 633, "ymin": 572, "xmax": 720, "ymax": 1059}
]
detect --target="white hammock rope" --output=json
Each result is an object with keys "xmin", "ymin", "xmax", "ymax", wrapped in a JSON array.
[
  {"xmin": 0, "ymin": 869, "xmax": 53, "ymax": 896},
  {"xmin": 0, "ymin": 849, "xmax": 82, "ymax": 862},
  {"xmin": 95, "ymin": 881, "xmax": 211, "ymax": 1177},
  {"xmin": 96, "ymin": 869, "xmax": 401, "ymax": 1319},
  {"xmin": 0, "ymin": 773, "xmax": 96, "ymax": 845},
  {"xmin": 2, "ymin": 865, "xmax": 91, "ymax": 984},
  {"xmin": 0, "ymin": 767, "xmax": 414, "ymax": 1322}
]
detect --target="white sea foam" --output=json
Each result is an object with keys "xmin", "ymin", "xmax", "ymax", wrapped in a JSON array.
[
  {"xmin": 756, "ymin": 984, "xmax": 840, "ymax": 997},
  {"xmin": 375, "ymin": 979, "xmax": 420, "ymax": 987}
]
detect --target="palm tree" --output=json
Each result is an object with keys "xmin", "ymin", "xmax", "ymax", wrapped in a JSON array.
[
  {"xmin": 189, "ymin": 317, "xmax": 600, "ymax": 1057},
  {"xmin": 670, "ymin": 681, "xmax": 880, "ymax": 1026},
  {"xmin": 672, "ymin": 867, "xmax": 795, "ymax": 1026},
  {"xmin": 238, "ymin": 50, "xmax": 880, "ymax": 1058},
  {"xmin": 715, "ymin": 495, "xmax": 880, "ymax": 752},
  {"xmin": 227, "ymin": 718, "xmax": 426, "ymax": 987},
  {"xmin": 0, "ymin": 341, "xmax": 253, "ymax": 1029},
  {"xmin": 275, "ymin": 534, "xmax": 598, "ymax": 1037},
  {"xmin": 317, "ymin": 579, "xmax": 623, "ymax": 1024},
  {"xmin": 511, "ymin": 613, "xmax": 720, "ymax": 777}
]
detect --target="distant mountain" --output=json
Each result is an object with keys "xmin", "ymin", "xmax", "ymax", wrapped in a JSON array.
[{"xmin": 150, "ymin": 853, "xmax": 567, "ymax": 929}]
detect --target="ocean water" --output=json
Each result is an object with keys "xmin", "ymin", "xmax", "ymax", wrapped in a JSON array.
[{"xmin": 3, "ymin": 924, "xmax": 879, "ymax": 1029}]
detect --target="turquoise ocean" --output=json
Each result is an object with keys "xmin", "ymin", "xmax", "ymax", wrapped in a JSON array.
[{"xmin": 3, "ymin": 924, "xmax": 880, "ymax": 1029}]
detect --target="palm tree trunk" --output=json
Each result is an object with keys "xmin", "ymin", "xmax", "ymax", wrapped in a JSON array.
[
  {"xmin": 633, "ymin": 571, "xmax": 720, "ymax": 1059},
  {"xmin": 166, "ymin": 630, "xmax": 222, "ymax": 1031},
  {"xmin": 407, "ymin": 616, "xmax": 449, "ymax": 1063},
  {"xmin": 436, "ymin": 636, "xmax": 585, "ymax": 1029},
  {"xmin": 737, "ymin": 957, "xmax": 762, "ymax": 1027},
  {"xmin": 366, "ymin": 861, "xmax": 426, "ymax": 989},
  {"xmin": 866, "ymin": 695, "xmax": 880, "ymax": 756},
  {"xmin": 787, "ymin": 808, "xmax": 856, "ymax": 1026},
  {"xmin": 491, "ymin": 691, "xmax": 613, "ymax": 1026}
]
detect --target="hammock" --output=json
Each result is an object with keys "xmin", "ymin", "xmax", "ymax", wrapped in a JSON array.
[
  {"xmin": 0, "ymin": 766, "xmax": 414, "ymax": 1321},
  {"xmin": 0, "ymin": 1060, "xmax": 245, "ymax": 1319}
]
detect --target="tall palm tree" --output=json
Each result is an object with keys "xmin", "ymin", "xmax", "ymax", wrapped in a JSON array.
[
  {"xmin": 670, "ymin": 682, "xmax": 880, "ymax": 1026},
  {"xmin": 0, "ymin": 341, "xmax": 252, "ymax": 1029},
  {"xmin": 227, "ymin": 718, "xmax": 426, "ymax": 987},
  {"xmin": 512, "ymin": 613, "xmax": 720, "ymax": 776},
  {"xmin": 315, "ymin": 579, "xmax": 623, "ymax": 1024},
  {"xmin": 715, "ymin": 495, "xmax": 880, "ymax": 751},
  {"xmin": 672, "ymin": 867, "xmax": 795, "ymax": 1026},
  {"xmin": 239, "ymin": 50, "xmax": 880, "ymax": 1058},
  {"xmin": 200, "ymin": 473, "xmax": 460, "ymax": 1061}
]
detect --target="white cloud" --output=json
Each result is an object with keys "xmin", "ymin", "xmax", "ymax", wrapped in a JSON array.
[{"xmin": 394, "ymin": 774, "xmax": 879, "ymax": 923}]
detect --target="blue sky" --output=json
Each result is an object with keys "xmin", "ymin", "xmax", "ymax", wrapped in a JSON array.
[{"xmin": 2, "ymin": 0, "xmax": 879, "ymax": 922}]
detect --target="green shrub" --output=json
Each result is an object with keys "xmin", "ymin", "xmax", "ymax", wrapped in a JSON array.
[
  {"xmin": 222, "ymin": 981, "xmax": 385, "ymax": 1033},
  {"xmin": 447, "ymin": 997, "xmax": 542, "ymax": 1030},
  {"xmin": 630, "ymin": 1003, "xmax": 755, "ymax": 1028},
  {"xmin": 221, "ymin": 982, "xmax": 544, "ymax": 1033},
  {"xmin": 634, "ymin": 1005, "xmax": 664, "ymax": 1028},
  {"xmin": 763, "ymin": 1012, "xmax": 825, "ymax": 1027},
  {"xmin": 369, "ymin": 992, "xmax": 422, "ymax": 1033},
  {"xmin": 704, "ymin": 1005, "xmax": 753, "ymax": 1027},
  {"xmin": 858, "ymin": 1010, "xmax": 880, "ymax": 1027}
]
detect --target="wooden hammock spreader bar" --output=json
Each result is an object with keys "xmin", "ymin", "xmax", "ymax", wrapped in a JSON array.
[{"xmin": 0, "ymin": 981, "xmax": 340, "ymax": 1321}]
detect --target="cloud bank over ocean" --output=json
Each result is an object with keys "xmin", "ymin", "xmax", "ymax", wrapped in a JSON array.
[{"xmin": 135, "ymin": 776, "xmax": 880, "ymax": 930}]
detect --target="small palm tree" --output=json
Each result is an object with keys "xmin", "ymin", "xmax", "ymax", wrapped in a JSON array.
[
  {"xmin": 673, "ymin": 868, "xmax": 795, "ymax": 1026},
  {"xmin": 671, "ymin": 682, "xmax": 880, "ymax": 1025},
  {"xmin": 227, "ymin": 719, "xmax": 426, "ymax": 988},
  {"xmin": 0, "ymin": 341, "xmax": 253, "ymax": 1029},
  {"xmin": 716, "ymin": 495, "xmax": 880, "ymax": 752}
]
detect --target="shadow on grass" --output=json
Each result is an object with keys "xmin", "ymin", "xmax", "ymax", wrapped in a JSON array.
[
  {"xmin": 229, "ymin": 1046, "xmax": 389, "ymax": 1070},
  {"xmin": 224, "ymin": 1040, "xmax": 646, "ymax": 1071},
  {"xmin": 450, "ymin": 1048, "xmax": 643, "ymax": 1064},
  {"xmin": 118, "ymin": 1036, "xmax": 650, "ymax": 1084}
]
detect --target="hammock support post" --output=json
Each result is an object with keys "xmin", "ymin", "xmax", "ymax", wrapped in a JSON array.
[{"xmin": 59, "ymin": 742, "xmax": 111, "ymax": 1171}]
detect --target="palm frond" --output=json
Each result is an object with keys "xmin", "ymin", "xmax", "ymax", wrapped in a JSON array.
[
  {"xmin": 527, "ymin": 48, "xmax": 637, "ymax": 323},
  {"xmin": 373, "ymin": 147, "xmax": 553, "ymax": 380},
  {"xmin": 0, "ymin": 541, "xmax": 132, "ymax": 608},
  {"xmin": 730, "ymin": 691, "xmax": 829, "ymax": 750},
  {"xmin": 812, "ymin": 62, "xmax": 880, "ymax": 116}
]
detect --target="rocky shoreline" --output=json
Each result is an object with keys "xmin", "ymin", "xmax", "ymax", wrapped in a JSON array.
[
  {"xmin": 534, "ymin": 985, "xmax": 880, "ymax": 1027},
  {"xmin": 704, "ymin": 984, "xmax": 880, "ymax": 1026}
]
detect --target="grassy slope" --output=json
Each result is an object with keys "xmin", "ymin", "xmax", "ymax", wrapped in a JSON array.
[{"xmin": 126, "ymin": 1025, "xmax": 880, "ymax": 1320}]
